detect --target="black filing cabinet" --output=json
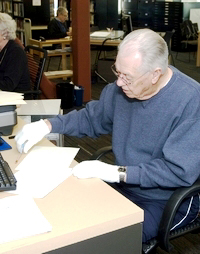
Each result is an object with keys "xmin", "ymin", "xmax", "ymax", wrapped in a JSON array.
[
  {"xmin": 138, "ymin": 0, "xmax": 155, "ymax": 29},
  {"xmin": 121, "ymin": 0, "xmax": 183, "ymax": 50}
]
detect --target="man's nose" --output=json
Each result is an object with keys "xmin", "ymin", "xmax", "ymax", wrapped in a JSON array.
[{"xmin": 116, "ymin": 77, "xmax": 124, "ymax": 87}]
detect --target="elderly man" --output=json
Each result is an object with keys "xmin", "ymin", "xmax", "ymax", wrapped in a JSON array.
[
  {"xmin": 48, "ymin": 6, "xmax": 71, "ymax": 39},
  {"xmin": 15, "ymin": 29, "xmax": 200, "ymax": 242}
]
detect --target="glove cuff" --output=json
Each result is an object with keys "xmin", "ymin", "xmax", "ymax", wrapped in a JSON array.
[{"xmin": 39, "ymin": 119, "xmax": 51, "ymax": 136}]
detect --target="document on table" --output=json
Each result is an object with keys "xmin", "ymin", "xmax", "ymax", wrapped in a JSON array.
[
  {"xmin": 0, "ymin": 195, "xmax": 52, "ymax": 244},
  {"xmin": 0, "ymin": 91, "xmax": 26, "ymax": 105},
  {"xmin": 90, "ymin": 31, "xmax": 110, "ymax": 38},
  {"xmin": 8, "ymin": 146, "xmax": 79, "ymax": 198}
]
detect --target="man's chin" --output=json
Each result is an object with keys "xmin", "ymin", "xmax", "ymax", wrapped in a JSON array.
[{"xmin": 123, "ymin": 90, "xmax": 136, "ymax": 98}]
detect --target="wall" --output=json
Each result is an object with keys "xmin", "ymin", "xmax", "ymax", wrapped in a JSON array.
[{"xmin": 182, "ymin": 2, "xmax": 200, "ymax": 20}]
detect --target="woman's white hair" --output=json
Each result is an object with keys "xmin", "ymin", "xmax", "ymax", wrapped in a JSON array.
[
  {"xmin": 118, "ymin": 29, "xmax": 168, "ymax": 74},
  {"xmin": 0, "ymin": 12, "xmax": 16, "ymax": 40}
]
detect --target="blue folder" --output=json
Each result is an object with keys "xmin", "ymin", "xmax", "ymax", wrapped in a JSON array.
[{"xmin": 0, "ymin": 137, "xmax": 12, "ymax": 151}]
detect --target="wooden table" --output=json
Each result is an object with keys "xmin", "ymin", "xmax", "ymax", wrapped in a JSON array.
[
  {"xmin": 90, "ymin": 30, "xmax": 124, "ymax": 46},
  {"xmin": 29, "ymin": 37, "xmax": 72, "ymax": 71},
  {"xmin": 90, "ymin": 37, "xmax": 122, "ymax": 46},
  {"xmin": 29, "ymin": 35, "xmax": 123, "ymax": 80},
  {"xmin": 29, "ymin": 30, "xmax": 124, "ymax": 73},
  {"xmin": 29, "ymin": 30, "xmax": 124, "ymax": 48},
  {"xmin": 0, "ymin": 117, "xmax": 144, "ymax": 254},
  {"xmin": 29, "ymin": 36, "xmax": 123, "ymax": 49},
  {"xmin": 29, "ymin": 37, "xmax": 72, "ymax": 50}
]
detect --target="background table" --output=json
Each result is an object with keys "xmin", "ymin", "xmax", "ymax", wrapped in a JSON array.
[
  {"xmin": 90, "ymin": 30, "xmax": 124, "ymax": 46},
  {"xmin": 29, "ymin": 37, "xmax": 72, "ymax": 71}
]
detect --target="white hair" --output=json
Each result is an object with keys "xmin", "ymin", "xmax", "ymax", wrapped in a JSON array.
[
  {"xmin": 118, "ymin": 29, "xmax": 169, "ymax": 74},
  {"xmin": 57, "ymin": 6, "xmax": 68, "ymax": 16},
  {"xmin": 0, "ymin": 12, "xmax": 16, "ymax": 40}
]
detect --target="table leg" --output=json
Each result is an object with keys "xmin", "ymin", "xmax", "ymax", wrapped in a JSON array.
[{"xmin": 61, "ymin": 42, "xmax": 67, "ymax": 70}]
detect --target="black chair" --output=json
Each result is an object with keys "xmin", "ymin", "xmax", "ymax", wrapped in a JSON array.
[
  {"xmin": 163, "ymin": 30, "xmax": 175, "ymax": 66},
  {"xmin": 24, "ymin": 45, "xmax": 47, "ymax": 100},
  {"xmin": 93, "ymin": 36, "xmax": 122, "ymax": 84},
  {"xmin": 176, "ymin": 20, "xmax": 198, "ymax": 62},
  {"xmin": 90, "ymin": 146, "xmax": 200, "ymax": 254}
]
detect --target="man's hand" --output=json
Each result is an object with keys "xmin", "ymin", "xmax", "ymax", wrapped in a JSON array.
[
  {"xmin": 15, "ymin": 119, "xmax": 51, "ymax": 153},
  {"xmin": 67, "ymin": 27, "xmax": 72, "ymax": 36},
  {"xmin": 72, "ymin": 160, "xmax": 120, "ymax": 183}
]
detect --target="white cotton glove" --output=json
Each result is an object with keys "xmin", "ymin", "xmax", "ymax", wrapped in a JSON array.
[
  {"xmin": 15, "ymin": 119, "xmax": 50, "ymax": 153},
  {"xmin": 72, "ymin": 160, "xmax": 120, "ymax": 183}
]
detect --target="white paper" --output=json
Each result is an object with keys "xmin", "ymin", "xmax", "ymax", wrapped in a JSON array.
[
  {"xmin": 9, "ymin": 146, "xmax": 79, "ymax": 198},
  {"xmin": 32, "ymin": 0, "xmax": 41, "ymax": 6},
  {"xmin": 0, "ymin": 91, "xmax": 25, "ymax": 106},
  {"xmin": 0, "ymin": 195, "xmax": 52, "ymax": 244},
  {"xmin": 90, "ymin": 31, "xmax": 110, "ymax": 38}
]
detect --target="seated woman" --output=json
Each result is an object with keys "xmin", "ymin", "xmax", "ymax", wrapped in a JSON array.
[
  {"xmin": 48, "ymin": 6, "xmax": 72, "ymax": 39},
  {"xmin": 0, "ymin": 13, "xmax": 30, "ymax": 93}
]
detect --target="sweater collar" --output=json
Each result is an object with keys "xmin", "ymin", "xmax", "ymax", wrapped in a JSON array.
[{"xmin": 141, "ymin": 65, "xmax": 175, "ymax": 107}]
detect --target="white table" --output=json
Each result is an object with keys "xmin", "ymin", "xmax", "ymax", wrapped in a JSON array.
[
  {"xmin": 16, "ymin": 99, "xmax": 63, "ymax": 146},
  {"xmin": 0, "ymin": 117, "xmax": 144, "ymax": 254}
]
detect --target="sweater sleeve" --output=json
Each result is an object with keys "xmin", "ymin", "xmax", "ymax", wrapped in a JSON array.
[
  {"xmin": 0, "ymin": 46, "xmax": 27, "ymax": 91},
  {"xmin": 126, "ymin": 118, "xmax": 200, "ymax": 188},
  {"xmin": 49, "ymin": 84, "xmax": 116, "ymax": 137}
]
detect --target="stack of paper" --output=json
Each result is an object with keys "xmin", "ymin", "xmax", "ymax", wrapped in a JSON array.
[
  {"xmin": 0, "ymin": 195, "xmax": 52, "ymax": 244},
  {"xmin": 0, "ymin": 91, "xmax": 26, "ymax": 106}
]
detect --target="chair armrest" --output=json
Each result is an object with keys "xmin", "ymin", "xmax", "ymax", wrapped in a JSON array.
[
  {"xmin": 158, "ymin": 179, "xmax": 200, "ymax": 251},
  {"xmin": 90, "ymin": 146, "xmax": 112, "ymax": 160}
]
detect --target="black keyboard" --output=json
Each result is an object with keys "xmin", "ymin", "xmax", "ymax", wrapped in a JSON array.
[{"xmin": 0, "ymin": 153, "xmax": 17, "ymax": 191}]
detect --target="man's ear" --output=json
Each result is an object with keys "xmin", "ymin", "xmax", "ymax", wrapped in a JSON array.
[{"xmin": 152, "ymin": 68, "xmax": 162, "ymax": 84}]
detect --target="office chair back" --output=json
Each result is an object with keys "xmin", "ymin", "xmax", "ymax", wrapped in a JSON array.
[
  {"xmin": 177, "ymin": 20, "xmax": 198, "ymax": 62},
  {"xmin": 24, "ymin": 45, "xmax": 47, "ymax": 99},
  {"xmin": 181, "ymin": 20, "xmax": 198, "ymax": 41}
]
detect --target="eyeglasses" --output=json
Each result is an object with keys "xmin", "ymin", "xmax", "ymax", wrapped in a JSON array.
[{"xmin": 111, "ymin": 64, "xmax": 149, "ymax": 86}]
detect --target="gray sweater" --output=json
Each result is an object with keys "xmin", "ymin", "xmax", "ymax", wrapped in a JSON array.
[{"xmin": 49, "ymin": 66, "xmax": 200, "ymax": 200}]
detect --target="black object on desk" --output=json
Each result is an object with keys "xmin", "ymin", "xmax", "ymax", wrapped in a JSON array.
[
  {"xmin": 0, "ymin": 153, "xmax": 17, "ymax": 191},
  {"xmin": 0, "ymin": 105, "xmax": 17, "ymax": 136}
]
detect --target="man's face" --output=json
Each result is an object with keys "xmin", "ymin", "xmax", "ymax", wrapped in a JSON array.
[
  {"xmin": 114, "ymin": 53, "xmax": 154, "ymax": 100},
  {"xmin": 59, "ymin": 11, "xmax": 68, "ymax": 23}
]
